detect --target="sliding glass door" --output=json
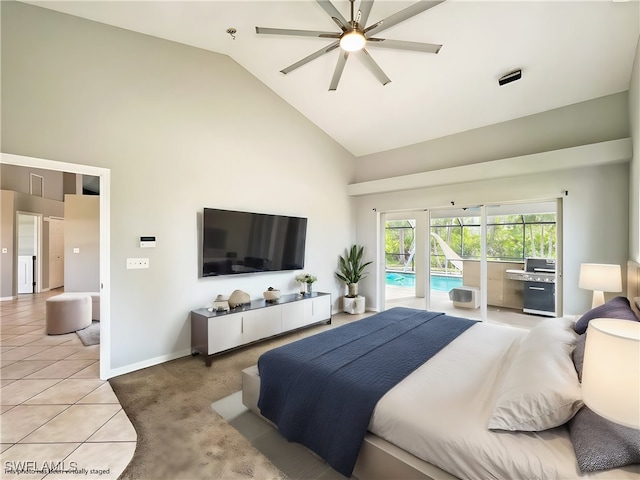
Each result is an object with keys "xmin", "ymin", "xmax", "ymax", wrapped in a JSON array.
[
  {"xmin": 429, "ymin": 209, "xmax": 483, "ymax": 319},
  {"xmin": 428, "ymin": 202, "xmax": 558, "ymax": 323},
  {"xmin": 383, "ymin": 201, "xmax": 559, "ymax": 325},
  {"xmin": 384, "ymin": 215, "xmax": 423, "ymax": 309}
]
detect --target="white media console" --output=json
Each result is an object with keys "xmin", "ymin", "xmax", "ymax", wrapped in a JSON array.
[{"xmin": 191, "ymin": 292, "xmax": 331, "ymax": 366}]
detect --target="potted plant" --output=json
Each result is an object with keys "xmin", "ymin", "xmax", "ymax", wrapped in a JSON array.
[
  {"xmin": 295, "ymin": 273, "xmax": 317, "ymax": 295},
  {"xmin": 335, "ymin": 245, "xmax": 372, "ymax": 314}
]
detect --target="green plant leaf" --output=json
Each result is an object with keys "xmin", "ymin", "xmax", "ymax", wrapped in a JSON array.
[{"xmin": 335, "ymin": 244, "xmax": 372, "ymax": 285}]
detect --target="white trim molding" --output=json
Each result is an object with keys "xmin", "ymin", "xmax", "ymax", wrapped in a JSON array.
[{"xmin": 108, "ymin": 348, "xmax": 192, "ymax": 379}]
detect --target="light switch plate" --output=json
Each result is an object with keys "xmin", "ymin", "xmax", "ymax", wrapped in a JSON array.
[{"xmin": 127, "ymin": 258, "xmax": 149, "ymax": 269}]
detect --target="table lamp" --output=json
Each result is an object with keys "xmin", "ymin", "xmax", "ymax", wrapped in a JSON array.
[
  {"xmin": 579, "ymin": 263, "xmax": 622, "ymax": 308},
  {"xmin": 581, "ymin": 318, "xmax": 640, "ymax": 429}
]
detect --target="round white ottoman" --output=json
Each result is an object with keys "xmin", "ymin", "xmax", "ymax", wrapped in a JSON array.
[
  {"xmin": 70, "ymin": 292, "xmax": 100, "ymax": 320},
  {"xmin": 46, "ymin": 293, "xmax": 92, "ymax": 335}
]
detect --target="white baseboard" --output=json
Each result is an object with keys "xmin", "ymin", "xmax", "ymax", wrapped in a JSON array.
[
  {"xmin": 105, "ymin": 348, "xmax": 192, "ymax": 380},
  {"xmin": 0, "ymin": 296, "xmax": 17, "ymax": 301}
]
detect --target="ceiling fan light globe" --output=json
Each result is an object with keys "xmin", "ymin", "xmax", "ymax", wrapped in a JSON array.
[{"xmin": 340, "ymin": 31, "xmax": 366, "ymax": 52}]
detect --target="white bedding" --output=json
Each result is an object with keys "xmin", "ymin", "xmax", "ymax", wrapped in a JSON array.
[{"xmin": 369, "ymin": 322, "xmax": 639, "ymax": 480}]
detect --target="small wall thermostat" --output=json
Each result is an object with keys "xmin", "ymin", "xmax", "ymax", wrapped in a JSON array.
[{"xmin": 140, "ymin": 236, "xmax": 156, "ymax": 248}]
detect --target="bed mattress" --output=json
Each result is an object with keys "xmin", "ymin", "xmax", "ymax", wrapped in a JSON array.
[
  {"xmin": 369, "ymin": 322, "xmax": 639, "ymax": 479},
  {"xmin": 257, "ymin": 308, "xmax": 476, "ymax": 476}
]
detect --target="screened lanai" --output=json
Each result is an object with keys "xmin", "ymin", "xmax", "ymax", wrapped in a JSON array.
[{"xmin": 384, "ymin": 201, "xmax": 559, "ymax": 327}]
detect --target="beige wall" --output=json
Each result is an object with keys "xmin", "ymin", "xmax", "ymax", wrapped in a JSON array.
[
  {"xmin": 1, "ymin": 2, "xmax": 355, "ymax": 373},
  {"xmin": 354, "ymin": 92, "xmax": 630, "ymax": 182},
  {"xmin": 1, "ymin": 164, "xmax": 65, "ymax": 201},
  {"xmin": 0, "ymin": 191, "xmax": 16, "ymax": 299},
  {"xmin": 64, "ymin": 194, "xmax": 100, "ymax": 292}
]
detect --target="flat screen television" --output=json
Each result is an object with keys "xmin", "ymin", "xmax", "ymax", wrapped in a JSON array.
[{"xmin": 202, "ymin": 208, "xmax": 307, "ymax": 277}]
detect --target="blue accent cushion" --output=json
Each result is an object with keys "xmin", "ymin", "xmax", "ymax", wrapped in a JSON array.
[{"xmin": 574, "ymin": 296, "xmax": 639, "ymax": 334}]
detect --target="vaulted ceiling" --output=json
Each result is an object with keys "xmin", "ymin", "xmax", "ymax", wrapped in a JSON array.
[{"xmin": 24, "ymin": 1, "xmax": 640, "ymax": 157}]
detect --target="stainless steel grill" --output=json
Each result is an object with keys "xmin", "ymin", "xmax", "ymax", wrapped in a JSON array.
[{"xmin": 506, "ymin": 258, "xmax": 556, "ymax": 317}]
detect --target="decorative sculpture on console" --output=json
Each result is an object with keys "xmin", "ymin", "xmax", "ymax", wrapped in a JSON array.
[{"xmin": 228, "ymin": 290, "xmax": 250, "ymax": 309}]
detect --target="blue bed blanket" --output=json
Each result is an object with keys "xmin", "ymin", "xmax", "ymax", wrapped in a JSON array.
[{"xmin": 257, "ymin": 307, "xmax": 477, "ymax": 477}]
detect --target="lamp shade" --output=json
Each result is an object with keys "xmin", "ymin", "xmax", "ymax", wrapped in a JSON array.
[
  {"xmin": 581, "ymin": 319, "xmax": 640, "ymax": 429},
  {"xmin": 578, "ymin": 263, "xmax": 622, "ymax": 292}
]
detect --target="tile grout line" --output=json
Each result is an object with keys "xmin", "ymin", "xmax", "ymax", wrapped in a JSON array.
[
  {"xmin": 16, "ymin": 405, "xmax": 123, "ymax": 446},
  {"xmin": 10, "ymin": 403, "xmax": 75, "ymax": 445}
]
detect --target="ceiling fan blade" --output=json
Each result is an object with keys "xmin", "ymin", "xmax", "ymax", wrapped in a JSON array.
[
  {"xmin": 280, "ymin": 41, "xmax": 340, "ymax": 75},
  {"xmin": 316, "ymin": 0, "xmax": 350, "ymax": 31},
  {"xmin": 256, "ymin": 27, "xmax": 340, "ymax": 39},
  {"xmin": 359, "ymin": 49, "xmax": 391, "ymax": 86},
  {"xmin": 329, "ymin": 51, "xmax": 349, "ymax": 91},
  {"xmin": 364, "ymin": 0, "xmax": 445, "ymax": 37},
  {"xmin": 358, "ymin": 1, "xmax": 375, "ymax": 28},
  {"xmin": 366, "ymin": 38, "xmax": 442, "ymax": 54}
]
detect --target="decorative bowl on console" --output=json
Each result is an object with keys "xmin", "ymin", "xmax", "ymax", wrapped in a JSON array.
[
  {"xmin": 228, "ymin": 290, "xmax": 250, "ymax": 308},
  {"xmin": 263, "ymin": 287, "xmax": 281, "ymax": 302},
  {"xmin": 212, "ymin": 294, "xmax": 230, "ymax": 312}
]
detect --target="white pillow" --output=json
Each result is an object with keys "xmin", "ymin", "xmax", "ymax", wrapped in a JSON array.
[{"xmin": 488, "ymin": 318, "xmax": 583, "ymax": 431}]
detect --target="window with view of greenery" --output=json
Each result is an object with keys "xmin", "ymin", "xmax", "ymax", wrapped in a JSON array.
[
  {"xmin": 385, "ymin": 220, "xmax": 415, "ymax": 271},
  {"xmin": 386, "ymin": 213, "xmax": 556, "ymax": 273}
]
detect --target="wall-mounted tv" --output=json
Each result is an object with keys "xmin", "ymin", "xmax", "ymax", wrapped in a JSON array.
[{"xmin": 202, "ymin": 208, "xmax": 307, "ymax": 277}]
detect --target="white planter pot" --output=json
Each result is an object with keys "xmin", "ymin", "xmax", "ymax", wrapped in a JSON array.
[{"xmin": 343, "ymin": 295, "xmax": 365, "ymax": 314}]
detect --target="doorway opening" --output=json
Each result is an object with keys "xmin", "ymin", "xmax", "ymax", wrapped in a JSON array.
[
  {"xmin": 1, "ymin": 153, "xmax": 111, "ymax": 380},
  {"xmin": 17, "ymin": 212, "xmax": 41, "ymax": 294}
]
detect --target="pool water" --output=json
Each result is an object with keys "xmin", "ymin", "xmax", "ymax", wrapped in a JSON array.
[{"xmin": 385, "ymin": 272, "xmax": 463, "ymax": 292}]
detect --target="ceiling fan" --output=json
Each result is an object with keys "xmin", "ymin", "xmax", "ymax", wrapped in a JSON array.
[{"xmin": 255, "ymin": 0, "xmax": 444, "ymax": 91}]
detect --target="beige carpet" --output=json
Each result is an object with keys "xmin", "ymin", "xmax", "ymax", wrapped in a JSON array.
[{"xmin": 109, "ymin": 314, "xmax": 364, "ymax": 480}]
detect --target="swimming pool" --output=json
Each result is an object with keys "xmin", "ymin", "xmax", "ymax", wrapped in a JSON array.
[{"xmin": 385, "ymin": 272, "xmax": 463, "ymax": 292}]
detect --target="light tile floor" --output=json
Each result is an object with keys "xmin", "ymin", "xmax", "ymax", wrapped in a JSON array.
[{"xmin": 0, "ymin": 290, "xmax": 136, "ymax": 480}]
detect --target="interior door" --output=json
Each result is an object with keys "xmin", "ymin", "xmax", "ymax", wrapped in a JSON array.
[
  {"xmin": 17, "ymin": 213, "xmax": 38, "ymax": 294},
  {"xmin": 49, "ymin": 218, "xmax": 64, "ymax": 289},
  {"xmin": 17, "ymin": 255, "xmax": 34, "ymax": 293}
]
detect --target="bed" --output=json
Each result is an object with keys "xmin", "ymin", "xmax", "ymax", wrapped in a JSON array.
[{"xmin": 242, "ymin": 260, "xmax": 640, "ymax": 479}]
